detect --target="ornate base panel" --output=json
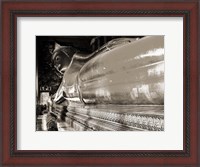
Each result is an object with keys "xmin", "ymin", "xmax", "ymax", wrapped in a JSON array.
[{"xmin": 52, "ymin": 104, "xmax": 164, "ymax": 131}]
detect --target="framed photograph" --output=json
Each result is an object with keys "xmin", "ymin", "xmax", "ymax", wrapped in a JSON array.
[{"xmin": 1, "ymin": 1, "xmax": 199, "ymax": 166}]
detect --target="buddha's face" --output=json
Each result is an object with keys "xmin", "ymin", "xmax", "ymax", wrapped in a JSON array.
[
  {"xmin": 52, "ymin": 50, "xmax": 71, "ymax": 74},
  {"xmin": 51, "ymin": 43, "xmax": 75, "ymax": 74}
]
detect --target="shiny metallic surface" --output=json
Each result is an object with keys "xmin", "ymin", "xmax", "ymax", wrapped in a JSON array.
[{"xmin": 54, "ymin": 36, "xmax": 164, "ymax": 105}]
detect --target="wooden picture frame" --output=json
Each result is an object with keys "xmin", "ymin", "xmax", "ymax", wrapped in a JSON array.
[{"xmin": 1, "ymin": 1, "xmax": 199, "ymax": 166}]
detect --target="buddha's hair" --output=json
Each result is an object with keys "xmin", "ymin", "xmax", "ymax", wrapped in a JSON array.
[{"xmin": 51, "ymin": 45, "xmax": 77, "ymax": 62}]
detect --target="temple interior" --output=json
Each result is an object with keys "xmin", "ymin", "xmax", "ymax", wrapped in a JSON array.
[{"xmin": 36, "ymin": 36, "xmax": 164, "ymax": 131}]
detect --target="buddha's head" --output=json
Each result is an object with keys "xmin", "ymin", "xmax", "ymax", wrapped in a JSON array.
[{"xmin": 51, "ymin": 43, "xmax": 76, "ymax": 74}]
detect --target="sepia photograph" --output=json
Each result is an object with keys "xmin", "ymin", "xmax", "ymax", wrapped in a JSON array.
[
  {"xmin": 36, "ymin": 36, "xmax": 164, "ymax": 131},
  {"xmin": 2, "ymin": 0, "xmax": 200, "ymax": 166}
]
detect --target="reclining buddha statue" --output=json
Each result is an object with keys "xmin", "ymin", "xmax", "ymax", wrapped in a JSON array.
[{"xmin": 52, "ymin": 36, "xmax": 164, "ymax": 105}]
